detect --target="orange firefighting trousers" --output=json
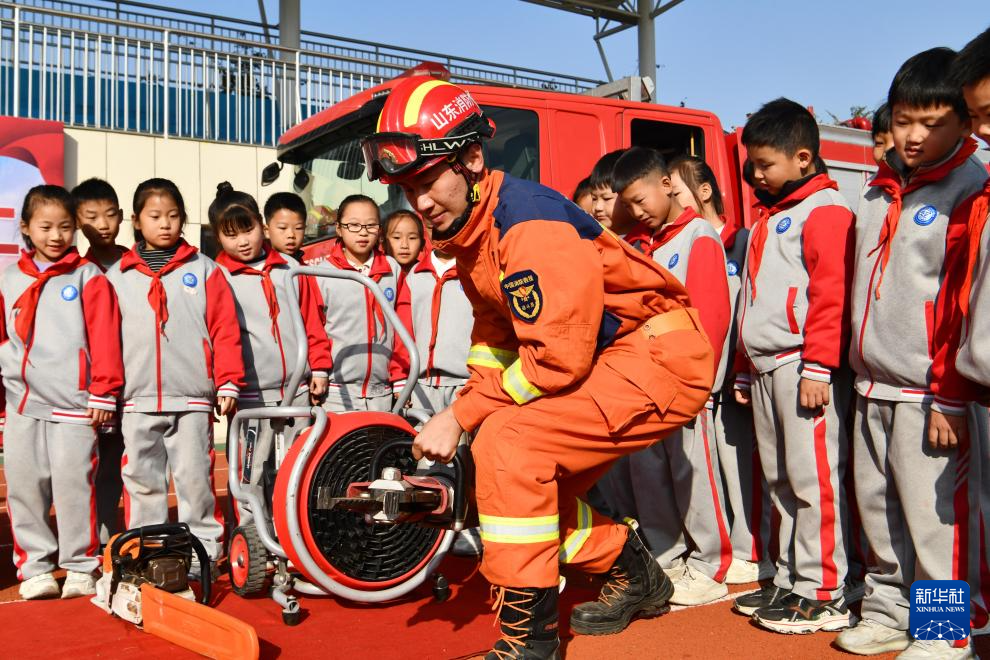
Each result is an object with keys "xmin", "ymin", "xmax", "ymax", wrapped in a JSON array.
[{"xmin": 473, "ymin": 310, "xmax": 714, "ymax": 588}]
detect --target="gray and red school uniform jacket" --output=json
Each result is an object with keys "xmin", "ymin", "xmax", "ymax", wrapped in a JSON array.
[
  {"xmin": 394, "ymin": 249, "xmax": 473, "ymax": 389},
  {"xmin": 735, "ymin": 174, "xmax": 854, "ymax": 389},
  {"xmin": 718, "ymin": 216, "xmax": 749, "ymax": 393},
  {"xmin": 106, "ymin": 240, "xmax": 244, "ymax": 413},
  {"xmin": 853, "ymin": 139, "xmax": 988, "ymax": 412},
  {"xmin": 84, "ymin": 245, "xmax": 129, "ymax": 273},
  {"xmin": 216, "ymin": 249, "xmax": 332, "ymax": 404},
  {"xmin": 634, "ymin": 209, "xmax": 731, "ymax": 390},
  {"xmin": 313, "ymin": 241, "xmax": 407, "ymax": 399},
  {"xmin": 0, "ymin": 249, "xmax": 123, "ymax": 424}
]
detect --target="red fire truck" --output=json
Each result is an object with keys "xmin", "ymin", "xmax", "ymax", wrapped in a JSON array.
[{"xmin": 268, "ymin": 65, "xmax": 877, "ymax": 261}]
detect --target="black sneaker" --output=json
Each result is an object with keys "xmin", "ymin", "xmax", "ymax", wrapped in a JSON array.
[
  {"xmin": 733, "ymin": 583, "xmax": 789, "ymax": 616},
  {"xmin": 752, "ymin": 591, "xmax": 851, "ymax": 634}
]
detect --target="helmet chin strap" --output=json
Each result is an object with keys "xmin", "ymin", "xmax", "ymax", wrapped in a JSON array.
[{"xmin": 432, "ymin": 151, "xmax": 482, "ymax": 242}]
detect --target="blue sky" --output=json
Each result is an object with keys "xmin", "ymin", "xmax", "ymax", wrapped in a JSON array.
[{"xmin": 167, "ymin": 0, "xmax": 987, "ymax": 129}]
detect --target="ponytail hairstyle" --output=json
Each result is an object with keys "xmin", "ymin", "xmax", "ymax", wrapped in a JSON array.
[
  {"xmin": 670, "ymin": 155, "xmax": 725, "ymax": 216},
  {"xmin": 208, "ymin": 181, "xmax": 262, "ymax": 235}
]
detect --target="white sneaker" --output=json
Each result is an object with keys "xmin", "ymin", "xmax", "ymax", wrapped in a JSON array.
[
  {"xmin": 451, "ymin": 528, "xmax": 483, "ymax": 557},
  {"xmin": 19, "ymin": 572, "xmax": 60, "ymax": 600},
  {"xmin": 669, "ymin": 564, "xmax": 728, "ymax": 606},
  {"xmin": 897, "ymin": 639, "xmax": 974, "ymax": 659},
  {"xmin": 61, "ymin": 571, "xmax": 97, "ymax": 599},
  {"xmin": 835, "ymin": 618, "xmax": 911, "ymax": 655},
  {"xmin": 661, "ymin": 557, "xmax": 687, "ymax": 581},
  {"xmin": 724, "ymin": 557, "xmax": 760, "ymax": 584}
]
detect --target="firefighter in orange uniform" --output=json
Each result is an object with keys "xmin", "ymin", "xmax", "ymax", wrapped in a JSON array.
[{"xmin": 362, "ymin": 77, "xmax": 714, "ymax": 659}]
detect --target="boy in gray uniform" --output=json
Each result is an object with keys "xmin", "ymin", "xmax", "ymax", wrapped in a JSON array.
[
  {"xmin": 732, "ymin": 99, "xmax": 856, "ymax": 634},
  {"xmin": 837, "ymin": 48, "xmax": 988, "ymax": 659}
]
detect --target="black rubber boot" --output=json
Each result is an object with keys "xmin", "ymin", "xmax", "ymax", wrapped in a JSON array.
[
  {"xmin": 484, "ymin": 586, "xmax": 561, "ymax": 660},
  {"xmin": 569, "ymin": 527, "xmax": 672, "ymax": 635}
]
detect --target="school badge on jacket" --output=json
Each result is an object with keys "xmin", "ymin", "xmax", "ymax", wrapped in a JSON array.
[{"xmin": 502, "ymin": 269, "xmax": 542, "ymax": 323}]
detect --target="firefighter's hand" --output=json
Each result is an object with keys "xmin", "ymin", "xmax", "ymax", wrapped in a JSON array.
[
  {"xmin": 310, "ymin": 376, "xmax": 328, "ymax": 403},
  {"xmin": 89, "ymin": 408, "xmax": 112, "ymax": 427},
  {"xmin": 734, "ymin": 387, "xmax": 752, "ymax": 406},
  {"xmin": 217, "ymin": 396, "xmax": 237, "ymax": 417},
  {"xmin": 799, "ymin": 377, "xmax": 830, "ymax": 410},
  {"xmin": 927, "ymin": 409, "xmax": 967, "ymax": 450},
  {"xmin": 411, "ymin": 407, "xmax": 463, "ymax": 464}
]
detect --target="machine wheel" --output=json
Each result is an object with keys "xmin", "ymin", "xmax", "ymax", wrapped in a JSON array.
[
  {"xmin": 282, "ymin": 610, "xmax": 301, "ymax": 626},
  {"xmin": 229, "ymin": 526, "xmax": 269, "ymax": 596}
]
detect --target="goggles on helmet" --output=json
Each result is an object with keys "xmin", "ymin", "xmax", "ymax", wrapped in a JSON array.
[{"xmin": 361, "ymin": 113, "xmax": 494, "ymax": 181}]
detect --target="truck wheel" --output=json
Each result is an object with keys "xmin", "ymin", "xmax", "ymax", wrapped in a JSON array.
[{"xmin": 229, "ymin": 526, "xmax": 268, "ymax": 596}]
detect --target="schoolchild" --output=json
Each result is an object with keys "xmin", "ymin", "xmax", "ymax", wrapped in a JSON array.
[
  {"xmin": 316, "ymin": 194, "xmax": 405, "ymax": 412},
  {"xmin": 209, "ymin": 182, "xmax": 331, "ymax": 525},
  {"xmin": 71, "ymin": 177, "xmax": 128, "ymax": 544},
  {"xmin": 588, "ymin": 150, "xmax": 641, "ymax": 239},
  {"xmin": 837, "ymin": 46, "xmax": 990, "ymax": 659},
  {"xmin": 603, "ymin": 146, "xmax": 733, "ymax": 606},
  {"xmin": 106, "ymin": 178, "xmax": 244, "ymax": 566},
  {"xmin": 872, "ymin": 103, "xmax": 894, "ymax": 167},
  {"xmin": 572, "ymin": 176, "xmax": 594, "ymax": 214},
  {"xmin": 383, "ymin": 209, "xmax": 426, "ymax": 274},
  {"xmin": 731, "ymin": 98, "xmax": 856, "ymax": 634},
  {"xmin": 263, "ymin": 191, "xmax": 307, "ymax": 261},
  {"xmin": 670, "ymin": 155, "xmax": 770, "ymax": 585},
  {"xmin": 2, "ymin": 185, "xmax": 123, "ymax": 599}
]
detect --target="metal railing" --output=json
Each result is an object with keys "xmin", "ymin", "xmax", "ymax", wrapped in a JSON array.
[{"xmin": 0, "ymin": 0, "xmax": 602, "ymax": 147}]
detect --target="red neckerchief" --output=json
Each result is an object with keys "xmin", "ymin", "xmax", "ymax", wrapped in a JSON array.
[
  {"xmin": 868, "ymin": 138, "xmax": 978, "ymax": 299},
  {"xmin": 84, "ymin": 245, "xmax": 129, "ymax": 273},
  {"xmin": 644, "ymin": 207, "xmax": 703, "ymax": 257},
  {"xmin": 216, "ymin": 248, "xmax": 287, "ymax": 338},
  {"xmin": 623, "ymin": 222, "xmax": 654, "ymax": 253},
  {"xmin": 746, "ymin": 174, "xmax": 838, "ymax": 302},
  {"xmin": 119, "ymin": 239, "xmax": 198, "ymax": 336},
  {"xmin": 414, "ymin": 250, "xmax": 459, "ymax": 378},
  {"xmin": 13, "ymin": 248, "xmax": 82, "ymax": 344},
  {"xmin": 719, "ymin": 214, "xmax": 742, "ymax": 250},
  {"xmin": 327, "ymin": 241, "xmax": 393, "ymax": 331},
  {"xmin": 958, "ymin": 179, "xmax": 990, "ymax": 318}
]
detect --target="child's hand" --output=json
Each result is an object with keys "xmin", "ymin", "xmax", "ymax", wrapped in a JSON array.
[
  {"xmin": 927, "ymin": 409, "xmax": 968, "ymax": 450},
  {"xmin": 310, "ymin": 376, "xmax": 328, "ymax": 404},
  {"xmin": 734, "ymin": 388, "xmax": 752, "ymax": 406},
  {"xmin": 216, "ymin": 396, "xmax": 237, "ymax": 417},
  {"xmin": 799, "ymin": 378, "xmax": 830, "ymax": 409},
  {"xmin": 89, "ymin": 408, "xmax": 113, "ymax": 427}
]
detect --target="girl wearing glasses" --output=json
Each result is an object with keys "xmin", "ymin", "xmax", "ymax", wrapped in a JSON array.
[{"xmin": 316, "ymin": 194, "xmax": 408, "ymax": 412}]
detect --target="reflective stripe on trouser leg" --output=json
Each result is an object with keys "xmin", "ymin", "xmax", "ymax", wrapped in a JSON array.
[
  {"xmin": 479, "ymin": 514, "xmax": 560, "ymax": 545},
  {"xmin": 559, "ymin": 498, "xmax": 593, "ymax": 563}
]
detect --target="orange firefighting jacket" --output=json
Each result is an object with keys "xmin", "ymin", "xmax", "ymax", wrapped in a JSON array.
[{"xmin": 432, "ymin": 169, "xmax": 694, "ymax": 433}]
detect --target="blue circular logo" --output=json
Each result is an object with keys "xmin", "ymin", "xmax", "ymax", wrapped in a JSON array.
[
  {"xmin": 60, "ymin": 285, "xmax": 78, "ymax": 301},
  {"xmin": 384, "ymin": 287, "xmax": 395, "ymax": 302},
  {"xmin": 726, "ymin": 260, "xmax": 739, "ymax": 277},
  {"xmin": 914, "ymin": 205, "xmax": 938, "ymax": 226},
  {"xmin": 667, "ymin": 253, "xmax": 680, "ymax": 269},
  {"xmin": 182, "ymin": 273, "xmax": 198, "ymax": 287},
  {"xmin": 776, "ymin": 217, "xmax": 792, "ymax": 234}
]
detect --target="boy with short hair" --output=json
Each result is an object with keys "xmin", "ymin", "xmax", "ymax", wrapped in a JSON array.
[
  {"xmin": 872, "ymin": 103, "xmax": 894, "ymax": 167},
  {"xmin": 587, "ymin": 150, "xmax": 641, "ymax": 239},
  {"xmin": 731, "ymin": 98, "xmax": 856, "ymax": 633},
  {"xmin": 836, "ymin": 47, "xmax": 989, "ymax": 659},
  {"xmin": 263, "ymin": 192, "xmax": 307, "ymax": 261},
  {"xmin": 70, "ymin": 177, "xmax": 128, "ymax": 544},
  {"xmin": 600, "ymin": 146, "xmax": 734, "ymax": 606}
]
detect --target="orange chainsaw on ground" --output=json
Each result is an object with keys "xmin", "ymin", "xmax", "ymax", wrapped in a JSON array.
[{"xmin": 92, "ymin": 523, "xmax": 259, "ymax": 660}]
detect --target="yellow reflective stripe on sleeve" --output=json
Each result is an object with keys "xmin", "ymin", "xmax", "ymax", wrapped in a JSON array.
[
  {"xmin": 466, "ymin": 344, "xmax": 518, "ymax": 370},
  {"xmin": 502, "ymin": 359, "xmax": 544, "ymax": 405},
  {"xmin": 559, "ymin": 498, "xmax": 593, "ymax": 564},
  {"xmin": 478, "ymin": 513, "xmax": 559, "ymax": 544}
]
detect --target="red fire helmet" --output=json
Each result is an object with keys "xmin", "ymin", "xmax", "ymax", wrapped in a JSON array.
[{"xmin": 362, "ymin": 77, "xmax": 495, "ymax": 184}]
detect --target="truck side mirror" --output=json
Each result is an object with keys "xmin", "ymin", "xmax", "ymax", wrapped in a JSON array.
[{"xmin": 261, "ymin": 162, "xmax": 283, "ymax": 186}]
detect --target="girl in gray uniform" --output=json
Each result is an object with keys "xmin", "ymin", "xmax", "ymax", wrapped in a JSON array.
[
  {"xmin": 2, "ymin": 185, "xmax": 124, "ymax": 599},
  {"xmin": 315, "ymin": 195, "xmax": 406, "ymax": 413}
]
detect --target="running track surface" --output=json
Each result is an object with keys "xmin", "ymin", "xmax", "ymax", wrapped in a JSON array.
[{"xmin": 1, "ymin": 459, "xmax": 988, "ymax": 659}]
